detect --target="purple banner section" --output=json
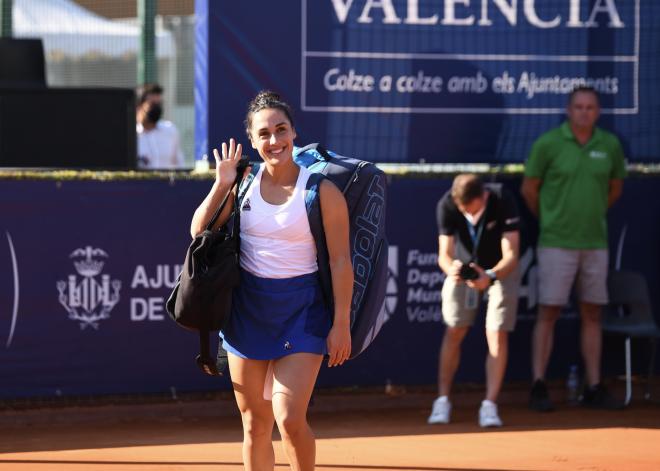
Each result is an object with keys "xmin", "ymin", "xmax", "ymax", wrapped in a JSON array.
[{"xmin": 0, "ymin": 177, "xmax": 658, "ymax": 398}]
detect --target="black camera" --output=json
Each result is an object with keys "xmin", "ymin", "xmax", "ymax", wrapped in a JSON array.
[{"xmin": 459, "ymin": 263, "xmax": 479, "ymax": 281}]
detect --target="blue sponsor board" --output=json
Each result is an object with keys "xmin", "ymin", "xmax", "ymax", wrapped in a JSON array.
[
  {"xmin": 197, "ymin": 1, "xmax": 659, "ymax": 163},
  {"xmin": 303, "ymin": 0, "xmax": 637, "ymax": 112},
  {"xmin": 0, "ymin": 176, "xmax": 658, "ymax": 399}
]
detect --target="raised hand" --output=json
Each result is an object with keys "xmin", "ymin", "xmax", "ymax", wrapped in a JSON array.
[{"xmin": 213, "ymin": 138, "xmax": 243, "ymax": 186}]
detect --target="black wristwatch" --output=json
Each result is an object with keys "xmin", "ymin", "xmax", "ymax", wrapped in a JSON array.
[{"xmin": 485, "ymin": 269, "xmax": 497, "ymax": 285}]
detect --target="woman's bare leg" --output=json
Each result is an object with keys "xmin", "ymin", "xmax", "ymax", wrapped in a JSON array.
[
  {"xmin": 228, "ymin": 353, "xmax": 276, "ymax": 471},
  {"xmin": 271, "ymin": 353, "xmax": 323, "ymax": 471}
]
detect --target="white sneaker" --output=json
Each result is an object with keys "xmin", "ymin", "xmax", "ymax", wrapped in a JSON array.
[
  {"xmin": 427, "ymin": 396, "xmax": 451, "ymax": 424},
  {"xmin": 478, "ymin": 400, "xmax": 503, "ymax": 428}
]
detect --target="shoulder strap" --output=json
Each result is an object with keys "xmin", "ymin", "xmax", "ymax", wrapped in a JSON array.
[
  {"xmin": 238, "ymin": 164, "xmax": 259, "ymax": 207},
  {"xmin": 304, "ymin": 172, "xmax": 334, "ymax": 310},
  {"xmin": 305, "ymin": 171, "xmax": 325, "ymax": 213},
  {"xmin": 204, "ymin": 177, "xmax": 239, "ymax": 232},
  {"xmin": 204, "ymin": 164, "xmax": 257, "ymax": 234}
]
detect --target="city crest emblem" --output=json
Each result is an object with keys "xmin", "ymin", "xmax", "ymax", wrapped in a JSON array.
[{"xmin": 57, "ymin": 246, "xmax": 121, "ymax": 330}]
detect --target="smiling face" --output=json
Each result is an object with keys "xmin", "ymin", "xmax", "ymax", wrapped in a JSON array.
[{"xmin": 248, "ymin": 108, "xmax": 297, "ymax": 166}]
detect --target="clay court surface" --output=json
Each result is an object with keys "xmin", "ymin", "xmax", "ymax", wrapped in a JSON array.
[{"xmin": 1, "ymin": 386, "xmax": 659, "ymax": 471}]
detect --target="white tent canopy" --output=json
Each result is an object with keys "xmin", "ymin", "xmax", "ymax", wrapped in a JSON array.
[{"xmin": 13, "ymin": 0, "xmax": 175, "ymax": 59}]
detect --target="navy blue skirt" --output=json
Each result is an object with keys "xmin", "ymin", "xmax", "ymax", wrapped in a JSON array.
[{"xmin": 220, "ymin": 269, "xmax": 331, "ymax": 360}]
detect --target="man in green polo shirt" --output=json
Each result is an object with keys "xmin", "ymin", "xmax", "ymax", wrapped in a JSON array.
[{"xmin": 522, "ymin": 86, "xmax": 626, "ymax": 411}]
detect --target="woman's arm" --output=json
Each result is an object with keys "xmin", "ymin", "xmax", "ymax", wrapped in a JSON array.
[
  {"xmin": 319, "ymin": 179, "xmax": 353, "ymax": 367},
  {"xmin": 190, "ymin": 139, "xmax": 244, "ymax": 238}
]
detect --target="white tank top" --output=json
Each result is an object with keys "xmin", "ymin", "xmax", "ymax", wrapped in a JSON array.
[{"xmin": 239, "ymin": 164, "xmax": 318, "ymax": 278}]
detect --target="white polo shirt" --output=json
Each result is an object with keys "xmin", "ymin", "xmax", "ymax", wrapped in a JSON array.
[{"xmin": 136, "ymin": 120, "xmax": 186, "ymax": 169}]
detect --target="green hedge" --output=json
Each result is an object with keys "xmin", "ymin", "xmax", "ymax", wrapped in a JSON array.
[{"xmin": 0, "ymin": 163, "xmax": 658, "ymax": 181}]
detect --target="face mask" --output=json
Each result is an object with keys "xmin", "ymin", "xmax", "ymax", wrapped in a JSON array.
[{"xmin": 146, "ymin": 103, "xmax": 162, "ymax": 123}]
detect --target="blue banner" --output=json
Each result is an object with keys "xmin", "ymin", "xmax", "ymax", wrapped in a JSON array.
[
  {"xmin": 196, "ymin": 1, "xmax": 659, "ymax": 163},
  {"xmin": 0, "ymin": 176, "xmax": 657, "ymax": 398}
]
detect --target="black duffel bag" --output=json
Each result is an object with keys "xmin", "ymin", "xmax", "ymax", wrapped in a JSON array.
[{"xmin": 166, "ymin": 173, "xmax": 243, "ymax": 376}]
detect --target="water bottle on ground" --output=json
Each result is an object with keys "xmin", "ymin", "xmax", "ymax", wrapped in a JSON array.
[
  {"xmin": 567, "ymin": 364, "xmax": 580, "ymax": 405},
  {"xmin": 384, "ymin": 378, "xmax": 406, "ymax": 397}
]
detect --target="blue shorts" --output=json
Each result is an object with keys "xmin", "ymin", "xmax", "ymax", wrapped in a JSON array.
[{"xmin": 220, "ymin": 269, "xmax": 331, "ymax": 360}]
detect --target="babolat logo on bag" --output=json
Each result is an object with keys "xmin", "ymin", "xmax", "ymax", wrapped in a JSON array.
[{"xmin": 293, "ymin": 144, "xmax": 389, "ymax": 358}]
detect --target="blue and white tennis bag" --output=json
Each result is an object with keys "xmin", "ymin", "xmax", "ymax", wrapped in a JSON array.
[
  {"xmin": 294, "ymin": 143, "xmax": 389, "ymax": 359},
  {"xmin": 238, "ymin": 144, "xmax": 389, "ymax": 359}
]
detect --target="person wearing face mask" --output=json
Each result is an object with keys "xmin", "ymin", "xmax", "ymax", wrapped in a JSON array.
[
  {"xmin": 428, "ymin": 174, "xmax": 520, "ymax": 428},
  {"xmin": 135, "ymin": 83, "xmax": 186, "ymax": 169}
]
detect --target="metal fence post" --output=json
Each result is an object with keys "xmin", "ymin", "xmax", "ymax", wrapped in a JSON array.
[
  {"xmin": 0, "ymin": 0, "xmax": 13, "ymax": 38},
  {"xmin": 138, "ymin": 0, "xmax": 157, "ymax": 84}
]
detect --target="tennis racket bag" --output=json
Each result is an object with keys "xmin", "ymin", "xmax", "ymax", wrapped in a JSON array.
[{"xmin": 293, "ymin": 143, "xmax": 389, "ymax": 359}]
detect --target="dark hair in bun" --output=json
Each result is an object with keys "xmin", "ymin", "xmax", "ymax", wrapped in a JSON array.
[{"xmin": 244, "ymin": 90, "xmax": 295, "ymax": 138}]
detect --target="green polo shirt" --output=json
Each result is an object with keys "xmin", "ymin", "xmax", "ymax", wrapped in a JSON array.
[{"xmin": 524, "ymin": 121, "xmax": 627, "ymax": 249}]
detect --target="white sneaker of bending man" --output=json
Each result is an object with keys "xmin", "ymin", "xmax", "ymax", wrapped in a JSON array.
[
  {"xmin": 428, "ymin": 396, "xmax": 451, "ymax": 424},
  {"xmin": 478, "ymin": 399, "xmax": 503, "ymax": 427}
]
